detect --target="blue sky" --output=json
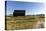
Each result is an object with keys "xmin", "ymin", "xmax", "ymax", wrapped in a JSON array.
[{"xmin": 6, "ymin": 1, "xmax": 44, "ymax": 15}]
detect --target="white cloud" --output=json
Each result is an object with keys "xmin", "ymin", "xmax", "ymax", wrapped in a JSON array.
[{"xmin": 26, "ymin": 9, "xmax": 45, "ymax": 15}]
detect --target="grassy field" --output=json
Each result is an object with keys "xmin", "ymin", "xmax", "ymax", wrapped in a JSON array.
[{"xmin": 5, "ymin": 15, "xmax": 45, "ymax": 30}]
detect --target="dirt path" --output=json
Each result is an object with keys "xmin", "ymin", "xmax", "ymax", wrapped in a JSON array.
[{"xmin": 33, "ymin": 20, "xmax": 44, "ymax": 28}]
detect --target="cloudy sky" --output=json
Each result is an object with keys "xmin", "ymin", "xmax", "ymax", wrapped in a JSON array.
[{"xmin": 6, "ymin": 1, "xmax": 45, "ymax": 15}]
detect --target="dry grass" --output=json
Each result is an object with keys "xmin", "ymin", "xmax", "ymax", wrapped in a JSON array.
[{"xmin": 5, "ymin": 16, "xmax": 45, "ymax": 30}]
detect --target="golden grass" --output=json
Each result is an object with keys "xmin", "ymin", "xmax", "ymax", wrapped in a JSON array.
[{"xmin": 5, "ymin": 16, "xmax": 45, "ymax": 30}]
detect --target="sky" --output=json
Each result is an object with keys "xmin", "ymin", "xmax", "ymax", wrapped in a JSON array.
[{"xmin": 6, "ymin": 1, "xmax": 45, "ymax": 16}]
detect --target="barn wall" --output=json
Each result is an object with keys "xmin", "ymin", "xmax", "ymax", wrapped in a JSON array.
[{"xmin": 13, "ymin": 10, "xmax": 25, "ymax": 17}]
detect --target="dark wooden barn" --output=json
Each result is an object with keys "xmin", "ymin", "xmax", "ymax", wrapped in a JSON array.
[{"xmin": 13, "ymin": 10, "xmax": 25, "ymax": 17}]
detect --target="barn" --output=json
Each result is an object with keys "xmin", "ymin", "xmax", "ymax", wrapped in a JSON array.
[{"xmin": 13, "ymin": 10, "xmax": 25, "ymax": 17}]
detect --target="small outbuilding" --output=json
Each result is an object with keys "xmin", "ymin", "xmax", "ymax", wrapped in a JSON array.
[{"xmin": 13, "ymin": 10, "xmax": 25, "ymax": 17}]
